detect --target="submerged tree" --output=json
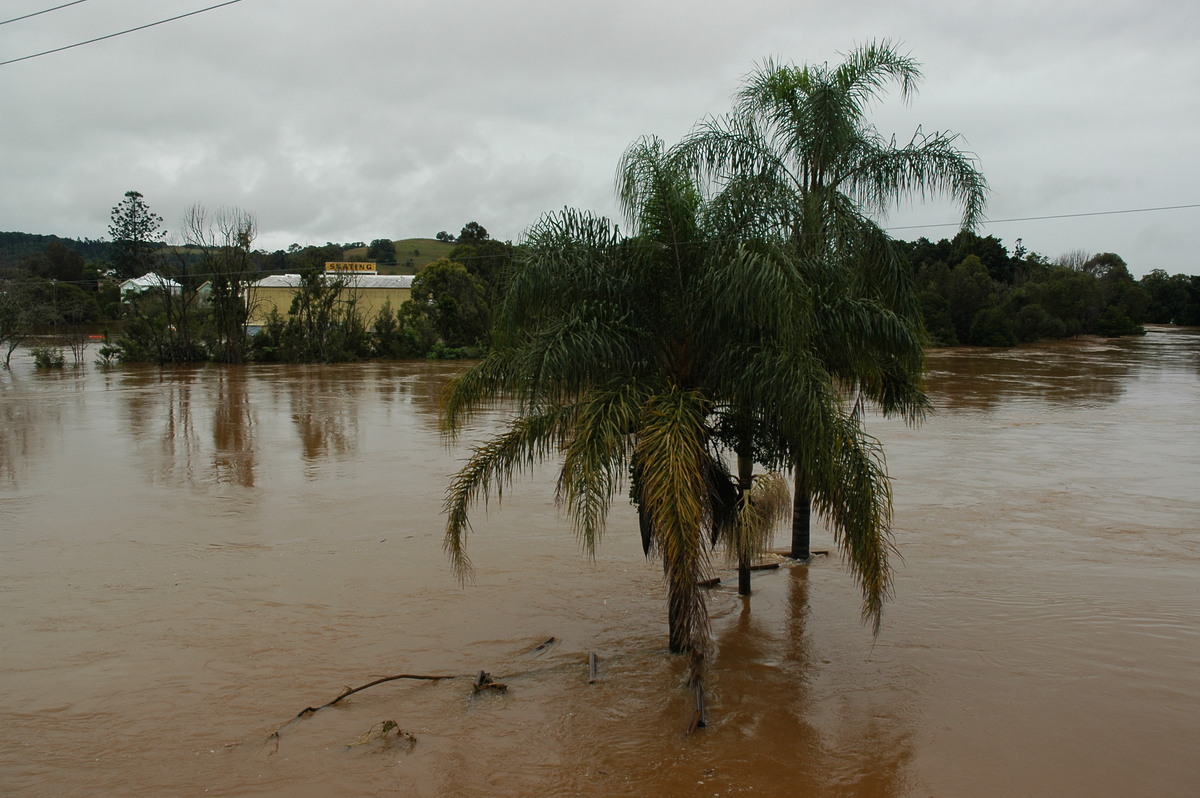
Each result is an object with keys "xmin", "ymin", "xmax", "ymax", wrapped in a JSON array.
[
  {"xmin": 182, "ymin": 204, "xmax": 259, "ymax": 363},
  {"xmin": 0, "ymin": 279, "xmax": 54, "ymax": 368},
  {"xmin": 441, "ymin": 138, "xmax": 900, "ymax": 702},
  {"xmin": 675, "ymin": 41, "xmax": 988, "ymax": 560}
]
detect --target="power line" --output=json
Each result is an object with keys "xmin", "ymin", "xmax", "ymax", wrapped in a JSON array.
[
  {"xmin": 0, "ymin": 0, "xmax": 247, "ymax": 67},
  {"xmin": 887, "ymin": 203, "xmax": 1200, "ymax": 233},
  {"xmin": 0, "ymin": 0, "xmax": 94, "ymax": 27}
]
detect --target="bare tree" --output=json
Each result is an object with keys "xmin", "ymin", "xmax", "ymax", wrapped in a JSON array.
[
  {"xmin": 181, "ymin": 204, "xmax": 259, "ymax": 363},
  {"xmin": 1, "ymin": 280, "xmax": 48, "ymax": 367},
  {"xmin": 1056, "ymin": 249, "xmax": 1093, "ymax": 272}
]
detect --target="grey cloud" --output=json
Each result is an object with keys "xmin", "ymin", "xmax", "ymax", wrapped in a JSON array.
[{"xmin": 0, "ymin": 0, "xmax": 1196, "ymax": 274}]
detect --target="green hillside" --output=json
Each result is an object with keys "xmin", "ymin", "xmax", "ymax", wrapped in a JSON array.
[{"xmin": 343, "ymin": 238, "xmax": 457, "ymax": 274}]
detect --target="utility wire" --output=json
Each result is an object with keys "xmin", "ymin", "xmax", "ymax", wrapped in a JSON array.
[
  {"xmin": 0, "ymin": 0, "xmax": 93, "ymax": 27},
  {"xmin": 0, "ymin": 0, "xmax": 246, "ymax": 67},
  {"xmin": 888, "ymin": 203, "xmax": 1200, "ymax": 233}
]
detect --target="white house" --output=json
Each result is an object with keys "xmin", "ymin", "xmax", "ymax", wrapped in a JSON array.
[{"xmin": 119, "ymin": 273, "xmax": 182, "ymax": 297}]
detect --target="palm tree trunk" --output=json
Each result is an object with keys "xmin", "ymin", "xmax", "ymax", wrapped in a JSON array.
[
  {"xmin": 737, "ymin": 450, "xmax": 754, "ymax": 595},
  {"xmin": 790, "ymin": 463, "xmax": 811, "ymax": 560}
]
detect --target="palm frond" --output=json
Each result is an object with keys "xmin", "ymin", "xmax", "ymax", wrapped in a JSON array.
[
  {"xmin": 443, "ymin": 408, "xmax": 573, "ymax": 582},
  {"xmin": 556, "ymin": 381, "xmax": 645, "ymax": 555},
  {"xmin": 848, "ymin": 129, "xmax": 988, "ymax": 230},
  {"xmin": 832, "ymin": 39, "xmax": 922, "ymax": 108},
  {"xmin": 801, "ymin": 415, "xmax": 895, "ymax": 632},
  {"xmin": 720, "ymin": 471, "xmax": 790, "ymax": 565},
  {"xmin": 635, "ymin": 387, "xmax": 713, "ymax": 658}
]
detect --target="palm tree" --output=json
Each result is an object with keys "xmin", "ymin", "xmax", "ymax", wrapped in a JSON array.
[
  {"xmin": 674, "ymin": 40, "xmax": 988, "ymax": 559},
  {"xmin": 441, "ymin": 139, "xmax": 899, "ymax": 696}
]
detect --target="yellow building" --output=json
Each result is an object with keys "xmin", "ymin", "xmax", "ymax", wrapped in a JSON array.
[{"xmin": 245, "ymin": 266, "xmax": 414, "ymax": 329}]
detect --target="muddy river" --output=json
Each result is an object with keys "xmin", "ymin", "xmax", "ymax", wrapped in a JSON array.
[{"xmin": 2, "ymin": 328, "xmax": 1197, "ymax": 796}]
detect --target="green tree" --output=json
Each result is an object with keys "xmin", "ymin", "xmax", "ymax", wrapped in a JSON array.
[
  {"xmin": 1040, "ymin": 266, "xmax": 1104, "ymax": 336},
  {"xmin": 1011, "ymin": 302, "xmax": 1066, "ymax": 343},
  {"xmin": 107, "ymin": 190, "xmax": 167, "ymax": 279},
  {"xmin": 23, "ymin": 242, "xmax": 86, "ymax": 283},
  {"xmin": 1094, "ymin": 255, "xmax": 1149, "ymax": 325},
  {"xmin": 945, "ymin": 255, "xmax": 1000, "ymax": 344},
  {"xmin": 410, "ymin": 257, "xmax": 489, "ymax": 350},
  {"xmin": 950, "ymin": 230, "xmax": 1015, "ymax": 284},
  {"xmin": 968, "ymin": 306, "xmax": 1017, "ymax": 346},
  {"xmin": 1140, "ymin": 269, "xmax": 1195, "ymax": 323},
  {"xmin": 675, "ymin": 41, "xmax": 987, "ymax": 560},
  {"xmin": 278, "ymin": 270, "xmax": 369, "ymax": 362},
  {"xmin": 449, "ymin": 238, "xmax": 516, "ymax": 305},
  {"xmin": 442, "ymin": 140, "xmax": 898, "ymax": 705},
  {"xmin": 917, "ymin": 289, "xmax": 958, "ymax": 346},
  {"xmin": 1081, "ymin": 251, "xmax": 1127, "ymax": 278},
  {"xmin": 457, "ymin": 221, "xmax": 489, "ymax": 246},
  {"xmin": 367, "ymin": 238, "xmax": 397, "ymax": 263}
]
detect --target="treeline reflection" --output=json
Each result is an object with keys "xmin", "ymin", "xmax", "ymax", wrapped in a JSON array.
[
  {"xmin": 108, "ymin": 361, "xmax": 462, "ymax": 488},
  {"xmin": 924, "ymin": 338, "xmax": 1141, "ymax": 411},
  {"xmin": 5, "ymin": 335, "xmax": 1179, "ymax": 491}
]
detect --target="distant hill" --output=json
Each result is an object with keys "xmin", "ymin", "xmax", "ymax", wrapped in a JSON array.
[
  {"xmin": 1, "ymin": 232, "xmax": 464, "ymax": 277},
  {"xmin": 0, "ymin": 231, "xmax": 110, "ymax": 270},
  {"xmin": 343, "ymin": 238, "xmax": 458, "ymax": 274}
]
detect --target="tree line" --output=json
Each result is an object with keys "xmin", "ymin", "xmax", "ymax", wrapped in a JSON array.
[
  {"xmin": 5, "ymin": 208, "xmax": 1195, "ymax": 370},
  {"xmin": 902, "ymin": 230, "xmax": 1199, "ymax": 346},
  {"xmin": 1, "ymin": 193, "xmax": 513, "ymax": 366}
]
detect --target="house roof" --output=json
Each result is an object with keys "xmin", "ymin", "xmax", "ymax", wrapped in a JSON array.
[
  {"xmin": 120, "ymin": 273, "xmax": 181, "ymax": 292},
  {"xmin": 251, "ymin": 273, "xmax": 414, "ymax": 289}
]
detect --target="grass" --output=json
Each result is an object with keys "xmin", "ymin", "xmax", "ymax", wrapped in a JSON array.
[{"xmin": 343, "ymin": 238, "xmax": 457, "ymax": 274}]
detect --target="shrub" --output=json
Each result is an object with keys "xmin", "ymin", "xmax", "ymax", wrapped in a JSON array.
[{"xmin": 31, "ymin": 346, "xmax": 65, "ymax": 368}]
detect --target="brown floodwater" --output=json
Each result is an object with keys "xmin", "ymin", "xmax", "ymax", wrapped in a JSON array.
[{"xmin": 2, "ymin": 328, "xmax": 1198, "ymax": 797}]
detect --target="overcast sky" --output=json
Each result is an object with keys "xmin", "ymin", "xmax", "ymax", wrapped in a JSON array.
[{"xmin": 2, "ymin": 0, "xmax": 1197, "ymax": 276}]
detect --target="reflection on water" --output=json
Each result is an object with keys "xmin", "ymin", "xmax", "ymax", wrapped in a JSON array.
[
  {"xmin": 926, "ymin": 338, "xmax": 1134, "ymax": 411},
  {"xmin": 0, "ymin": 329, "xmax": 1197, "ymax": 797},
  {"xmin": 0, "ymin": 373, "xmax": 56, "ymax": 486},
  {"xmin": 285, "ymin": 367, "xmax": 361, "ymax": 466},
  {"xmin": 213, "ymin": 367, "xmax": 256, "ymax": 487},
  {"xmin": 118, "ymin": 366, "xmax": 204, "ymax": 486}
]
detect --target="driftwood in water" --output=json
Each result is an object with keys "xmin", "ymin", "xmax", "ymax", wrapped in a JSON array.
[
  {"xmin": 272, "ymin": 643, "xmax": 716, "ymax": 746},
  {"xmin": 524, "ymin": 636, "xmax": 557, "ymax": 656},
  {"xmin": 296, "ymin": 673, "xmax": 457, "ymax": 718},
  {"xmin": 473, "ymin": 670, "xmax": 508, "ymax": 693},
  {"xmin": 750, "ymin": 562, "xmax": 780, "ymax": 572}
]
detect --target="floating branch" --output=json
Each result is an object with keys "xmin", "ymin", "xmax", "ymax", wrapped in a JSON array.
[
  {"xmin": 296, "ymin": 672, "xmax": 459, "ymax": 718},
  {"xmin": 473, "ymin": 670, "xmax": 508, "ymax": 693},
  {"xmin": 269, "ymin": 644, "xmax": 688, "ymax": 749},
  {"xmin": 524, "ymin": 636, "xmax": 558, "ymax": 656}
]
